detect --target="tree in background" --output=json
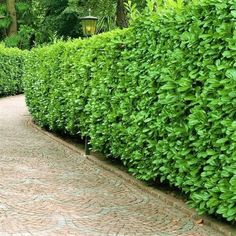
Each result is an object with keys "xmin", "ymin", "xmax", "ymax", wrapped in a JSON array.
[
  {"xmin": 116, "ymin": 0, "xmax": 128, "ymax": 28},
  {"xmin": 0, "ymin": 0, "xmax": 36, "ymax": 48},
  {"xmin": 6, "ymin": 0, "xmax": 17, "ymax": 36},
  {"xmin": 116, "ymin": 0, "xmax": 146, "ymax": 28}
]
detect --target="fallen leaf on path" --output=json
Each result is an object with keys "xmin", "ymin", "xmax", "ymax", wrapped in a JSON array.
[{"xmin": 195, "ymin": 219, "xmax": 204, "ymax": 225}]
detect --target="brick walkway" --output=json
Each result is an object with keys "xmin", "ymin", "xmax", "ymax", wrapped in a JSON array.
[{"xmin": 0, "ymin": 95, "xmax": 224, "ymax": 236}]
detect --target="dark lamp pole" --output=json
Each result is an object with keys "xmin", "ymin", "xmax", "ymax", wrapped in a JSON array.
[{"xmin": 80, "ymin": 9, "xmax": 98, "ymax": 37}]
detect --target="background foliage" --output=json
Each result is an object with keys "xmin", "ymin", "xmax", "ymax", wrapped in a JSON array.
[
  {"xmin": 0, "ymin": 0, "xmax": 149, "ymax": 48},
  {"xmin": 0, "ymin": 0, "xmax": 35, "ymax": 48},
  {"xmin": 0, "ymin": 44, "xmax": 25, "ymax": 97},
  {"xmin": 23, "ymin": 0, "xmax": 236, "ymax": 222}
]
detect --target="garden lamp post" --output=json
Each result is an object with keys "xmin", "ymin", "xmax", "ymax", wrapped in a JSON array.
[
  {"xmin": 80, "ymin": 9, "xmax": 98, "ymax": 37},
  {"xmin": 80, "ymin": 9, "xmax": 98, "ymax": 154}
]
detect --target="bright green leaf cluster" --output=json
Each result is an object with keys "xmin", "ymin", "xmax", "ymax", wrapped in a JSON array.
[
  {"xmin": 23, "ymin": 0, "xmax": 236, "ymax": 222},
  {"xmin": 0, "ymin": 45, "xmax": 25, "ymax": 97}
]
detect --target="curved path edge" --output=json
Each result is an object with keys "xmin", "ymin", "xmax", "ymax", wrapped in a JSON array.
[{"xmin": 29, "ymin": 119, "xmax": 236, "ymax": 236}]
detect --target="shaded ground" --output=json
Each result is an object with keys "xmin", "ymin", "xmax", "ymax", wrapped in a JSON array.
[{"xmin": 0, "ymin": 95, "xmax": 223, "ymax": 236}]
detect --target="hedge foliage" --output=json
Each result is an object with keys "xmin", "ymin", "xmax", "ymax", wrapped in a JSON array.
[
  {"xmin": 0, "ymin": 45, "xmax": 25, "ymax": 97},
  {"xmin": 23, "ymin": 0, "xmax": 236, "ymax": 221}
]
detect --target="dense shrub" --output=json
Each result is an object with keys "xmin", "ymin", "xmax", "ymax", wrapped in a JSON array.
[
  {"xmin": 0, "ymin": 45, "xmax": 25, "ymax": 97},
  {"xmin": 23, "ymin": 0, "xmax": 236, "ymax": 221}
]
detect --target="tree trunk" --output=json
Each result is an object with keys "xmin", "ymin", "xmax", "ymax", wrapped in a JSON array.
[
  {"xmin": 6, "ymin": 0, "xmax": 17, "ymax": 36},
  {"xmin": 116, "ymin": 0, "xmax": 128, "ymax": 29}
]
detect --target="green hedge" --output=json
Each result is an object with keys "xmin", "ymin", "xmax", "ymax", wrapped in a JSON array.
[
  {"xmin": 24, "ymin": 0, "xmax": 236, "ymax": 221},
  {"xmin": 0, "ymin": 45, "xmax": 25, "ymax": 97}
]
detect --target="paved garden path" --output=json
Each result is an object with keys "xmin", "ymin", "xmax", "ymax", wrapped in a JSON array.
[{"xmin": 0, "ymin": 95, "xmax": 224, "ymax": 236}]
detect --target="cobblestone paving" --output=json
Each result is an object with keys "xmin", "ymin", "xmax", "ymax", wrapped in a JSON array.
[{"xmin": 0, "ymin": 95, "xmax": 223, "ymax": 236}]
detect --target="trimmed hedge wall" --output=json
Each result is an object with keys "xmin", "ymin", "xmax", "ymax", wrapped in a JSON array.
[
  {"xmin": 24, "ymin": 0, "xmax": 236, "ymax": 221},
  {"xmin": 0, "ymin": 45, "xmax": 25, "ymax": 97}
]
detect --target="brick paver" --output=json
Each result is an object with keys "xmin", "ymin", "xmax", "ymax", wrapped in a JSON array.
[{"xmin": 0, "ymin": 95, "xmax": 223, "ymax": 236}]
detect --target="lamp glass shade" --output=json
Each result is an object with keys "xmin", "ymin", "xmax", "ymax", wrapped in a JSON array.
[{"xmin": 81, "ymin": 16, "xmax": 98, "ymax": 36}]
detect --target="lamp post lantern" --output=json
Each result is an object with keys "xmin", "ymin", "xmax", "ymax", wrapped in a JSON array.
[{"xmin": 80, "ymin": 9, "xmax": 98, "ymax": 37}]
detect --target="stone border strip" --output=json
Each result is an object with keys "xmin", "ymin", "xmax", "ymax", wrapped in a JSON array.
[{"xmin": 28, "ymin": 119, "xmax": 236, "ymax": 236}]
